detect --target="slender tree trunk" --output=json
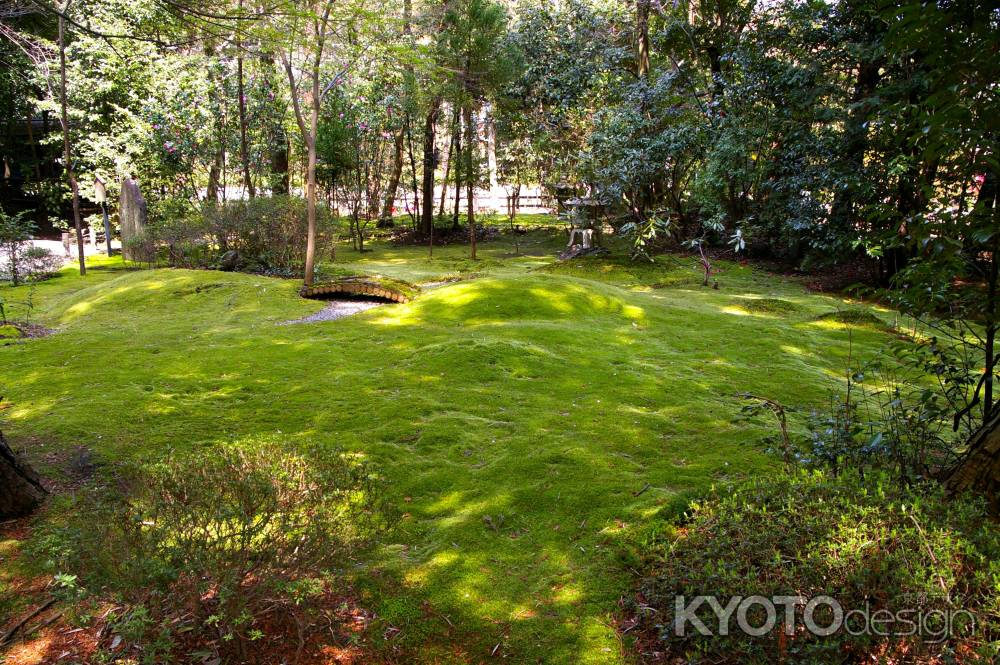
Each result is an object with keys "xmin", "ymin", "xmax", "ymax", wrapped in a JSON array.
[
  {"xmin": 204, "ymin": 42, "xmax": 226, "ymax": 203},
  {"xmin": 236, "ymin": 0, "xmax": 254, "ymax": 200},
  {"xmin": 0, "ymin": 431, "xmax": 47, "ymax": 519},
  {"xmin": 379, "ymin": 129, "xmax": 404, "ymax": 224},
  {"xmin": 58, "ymin": 7, "xmax": 85, "ymax": 276},
  {"xmin": 404, "ymin": 112, "xmax": 420, "ymax": 227},
  {"xmin": 452, "ymin": 107, "xmax": 463, "ymax": 230},
  {"xmin": 237, "ymin": 57, "xmax": 254, "ymax": 198},
  {"xmin": 465, "ymin": 104, "xmax": 476, "ymax": 259},
  {"xmin": 636, "ymin": 0, "xmax": 650, "ymax": 78},
  {"xmin": 420, "ymin": 97, "xmax": 441, "ymax": 237},
  {"xmin": 25, "ymin": 113, "xmax": 40, "ymax": 180},
  {"xmin": 271, "ymin": 131, "xmax": 290, "ymax": 195},
  {"xmin": 981, "ymin": 172, "xmax": 999, "ymax": 421},
  {"xmin": 304, "ymin": 94, "xmax": 319, "ymax": 284},
  {"xmin": 439, "ymin": 120, "xmax": 455, "ymax": 217}
]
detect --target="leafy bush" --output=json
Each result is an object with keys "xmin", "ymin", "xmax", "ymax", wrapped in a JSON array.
[
  {"xmin": 640, "ymin": 471, "xmax": 1000, "ymax": 663},
  {"xmin": 801, "ymin": 353, "xmax": 961, "ymax": 483},
  {"xmin": 143, "ymin": 196, "xmax": 342, "ymax": 276},
  {"xmin": 21, "ymin": 246, "xmax": 63, "ymax": 281},
  {"xmin": 31, "ymin": 440, "xmax": 388, "ymax": 660},
  {"xmin": 0, "ymin": 209, "xmax": 38, "ymax": 285},
  {"xmin": 1, "ymin": 211, "xmax": 62, "ymax": 284}
]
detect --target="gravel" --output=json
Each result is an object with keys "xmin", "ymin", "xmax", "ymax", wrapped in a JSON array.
[{"xmin": 281, "ymin": 299, "xmax": 386, "ymax": 324}]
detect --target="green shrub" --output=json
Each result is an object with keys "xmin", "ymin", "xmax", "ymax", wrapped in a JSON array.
[
  {"xmin": 640, "ymin": 471, "xmax": 1000, "ymax": 663},
  {"xmin": 0, "ymin": 209, "xmax": 37, "ymax": 285},
  {"xmin": 143, "ymin": 196, "xmax": 343, "ymax": 277},
  {"xmin": 30, "ymin": 441, "xmax": 388, "ymax": 660},
  {"xmin": 22, "ymin": 246, "xmax": 63, "ymax": 281}
]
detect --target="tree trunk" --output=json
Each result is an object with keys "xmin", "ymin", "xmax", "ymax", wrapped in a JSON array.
[
  {"xmin": 420, "ymin": 98, "xmax": 441, "ymax": 237},
  {"xmin": 58, "ymin": 9, "xmax": 85, "ymax": 277},
  {"xmin": 204, "ymin": 43, "xmax": 226, "ymax": 203},
  {"xmin": 465, "ymin": 104, "xmax": 476, "ymax": 260},
  {"xmin": 946, "ymin": 411, "xmax": 1000, "ymax": 514},
  {"xmin": 636, "ymin": 0, "xmax": 650, "ymax": 78},
  {"xmin": 271, "ymin": 131, "xmax": 290, "ymax": 195},
  {"xmin": 303, "ymin": 95, "xmax": 319, "ymax": 285},
  {"xmin": 404, "ymin": 113, "xmax": 420, "ymax": 227},
  {"xmin": 452, "ymin": 106, "xmax": 463, "ymax": 230},
  {"xmin": 237, "ymin": 54, "xmax": 255, "ymax": 199},
  {"xmin": 439, "ymin": 118, "xmax": 456, "ymax": 218},
  {"xmin": 236, "ymin": 0, "xmax": 254, "ymax": 200},
  {"xmin": 379, "ymin": 129, "xmax": 404, "ymax": 225},
  {"xmin": 0, "ymin": 432, "xmax": 47, "ymax": 519}
]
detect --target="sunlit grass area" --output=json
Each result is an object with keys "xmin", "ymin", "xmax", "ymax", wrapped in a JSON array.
[{"xmin": 1, "ymin": 231, "xmax": 897, "ymax": 663}]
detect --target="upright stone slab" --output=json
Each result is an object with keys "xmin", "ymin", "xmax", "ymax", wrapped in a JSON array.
[{"xmin": 119, "ymin": 177, "xmax": 148, "ymax": 261}]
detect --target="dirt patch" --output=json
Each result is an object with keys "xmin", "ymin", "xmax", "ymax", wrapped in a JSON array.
[{"xmin": 0, "ymin": 323, "xmax": 55, "ymax": 341}]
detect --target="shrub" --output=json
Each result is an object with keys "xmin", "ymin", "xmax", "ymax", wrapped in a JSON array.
[
  {"xmin": 22, "ymin": 246, "xmax": 63, "ymax": 281},
  {"xmin": 31, "ymin": 441, "xmax": 388, "ymax": 661},
  {"xmin": 639, "ymin": 471, "xmax": 1000, "ymax": 663},
  {"xmin": 0, "ymin": 209, "xmax": 36, "ymax": 286},
  {"xmin": 143, "ymin": 196, "xmax": 342, "ymax": 276},
  {"xmin": 800, "ymin": 354, "xmax": 961, "ymax": 483}
]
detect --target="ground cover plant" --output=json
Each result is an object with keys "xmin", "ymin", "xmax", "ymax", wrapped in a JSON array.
[
  {"xmin": 0, "ymin": 232, "xmax": 916, "ymax": 663},
  {"xmin": 638, "ymin": 471, "xmax": 1000, "ymax": 663}
]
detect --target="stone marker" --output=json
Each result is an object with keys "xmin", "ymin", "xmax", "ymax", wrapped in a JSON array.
[{"xmin": 119, "ymin": 177, "xmax": 148, "ymax": 261}]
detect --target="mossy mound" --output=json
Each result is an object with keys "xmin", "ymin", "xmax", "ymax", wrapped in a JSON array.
[
  {"xmin": 815, "ymin": 308, "xmax": 885, "ymax": 327},
  {"xmin": 0, "ymin": 324, "xmax": 24, "ymax": 339},
  {"xmin": 737, "ymin": 298, "xmax": 800, "ymax": 315}
]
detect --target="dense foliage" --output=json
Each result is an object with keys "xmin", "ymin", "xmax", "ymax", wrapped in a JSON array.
[{"xmin": 641, "ymin": 471, "xmax": 1000, "ymax": 663}]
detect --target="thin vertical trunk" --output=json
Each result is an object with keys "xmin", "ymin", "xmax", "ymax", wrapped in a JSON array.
[
  {"xmin": 58, "ymin": 7, "xmax": 85, "ymax": 276},
  {"xmin": 236, "ymin": 50, "xmax": 254, "ymax": 197},
  {"xmin": 405, "ymin": 112, "xmax": 420, "ymax": 227},
  {"xmin": 465, "ymin": 104, "xmax": 476, "ymax": 260},
  {"xmin": 25, "ymin": 113, "xmax": 40, "ymax": 179},
  {"xmin": 205, "ymin": 47, "xmax": 225, "ymax": 203},
  {"xmin": 380, "ymin": 0, "xmax": 411, "ymax": 225},
  {"xmin": 439, "ymin": 120, "xmax": 456, "ymax": 217},
  {"xmin": 982, "ymin": 172, "xmax": 999, "ymax": 422},
  {"xmin": 379, "ymin": 129, "xmax": 404, "ymax": 224},
  {"xmin": 420, "ymin": 97, "xmax": 441, "ymax": 237},
  {"xmin": 272, "ymin": 131, "xmax": 290, "ymax": 195},
  {"xmin": 636, "ymin": 0, "xmax": 650, "ymax": 78},
  {"xmin": 304, "ymin": 91, "xmax": 319, "ymax": 284},
  {"xmin": 452, "ymin": 107, "xmax": 463, "ymax": 229}
]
